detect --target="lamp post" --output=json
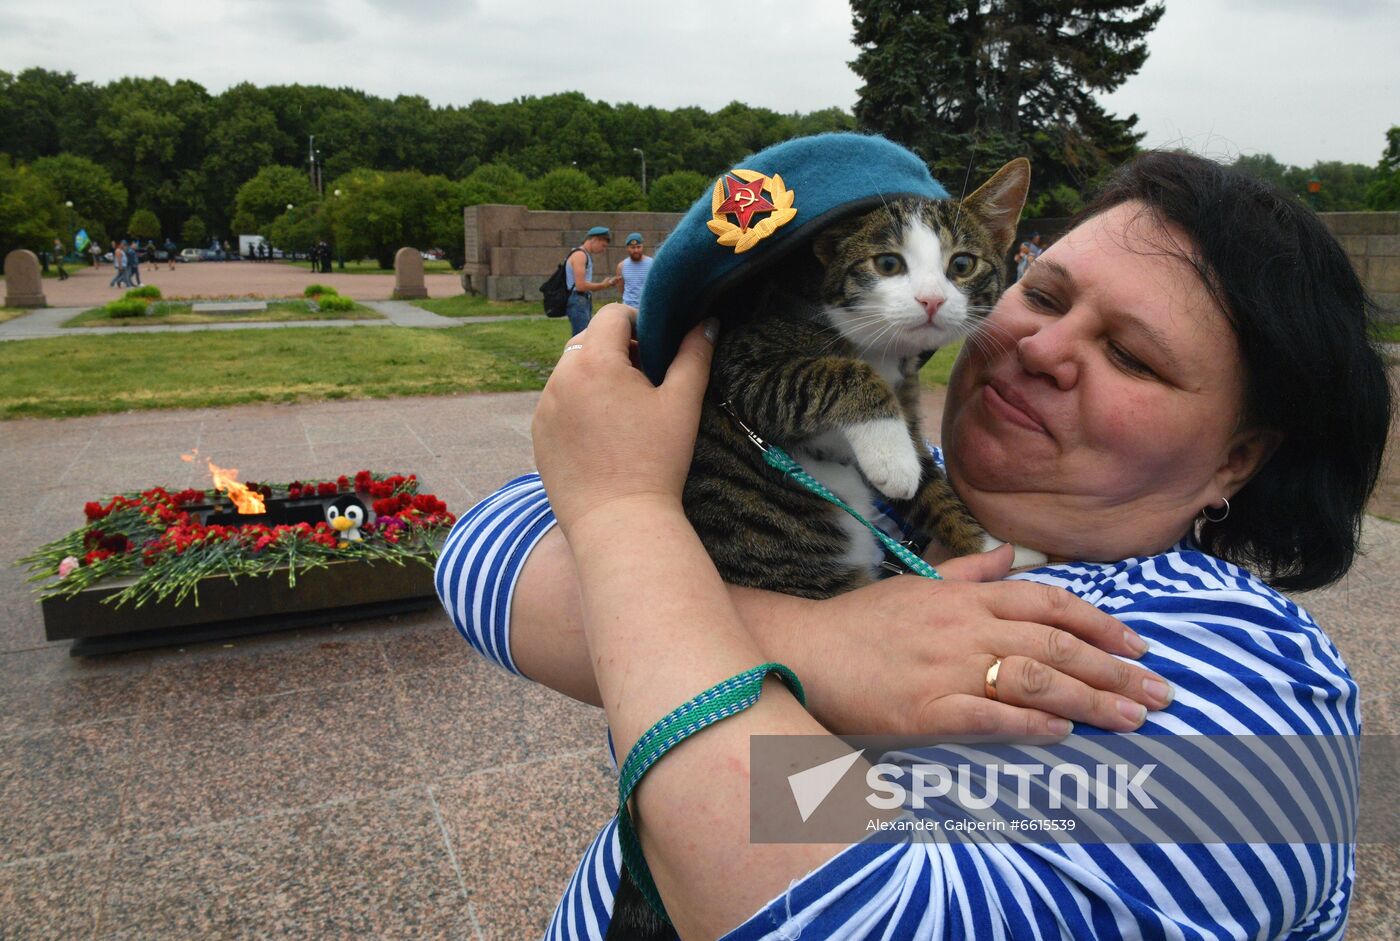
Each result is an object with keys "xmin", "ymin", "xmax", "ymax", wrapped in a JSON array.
[
  {"xmin": 633, "ymin": 147, "xmax": 646, "ymax": 194},
  {"xmin": 64, "ymin": 200, "xmax": 74, "ymax": 258},
  {"xmin": 308, "ymin": 135, "xmax": 323, "ymax": 196},
  {"xmin": 333, "ymin": 189, "xmax": 344, "ymax": 269},
  {"xmin": 286, "ymin": 203, "xmax": 297, "ymax": 261}
]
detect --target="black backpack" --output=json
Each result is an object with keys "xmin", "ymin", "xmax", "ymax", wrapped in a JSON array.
[{"xmin": 540, "ymin": 247, "xmax": 583, "ymax": 318}]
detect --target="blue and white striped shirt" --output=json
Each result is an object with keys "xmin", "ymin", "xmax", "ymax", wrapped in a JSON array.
[{"xmin": 435, "ymin": 472, "xmax": 1358, "ymax": 940}]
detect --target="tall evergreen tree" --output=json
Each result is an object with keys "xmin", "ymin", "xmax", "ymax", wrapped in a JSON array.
[{"xmin": 850, "ymin": 0, "xmax": 1163, "ymax": 211}]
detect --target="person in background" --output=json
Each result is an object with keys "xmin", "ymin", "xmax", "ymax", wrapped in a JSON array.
[
  {"xmin": 51, "ymin": 238, "xmax": 68, "ymax": 280},
  {"xmin": 126, "ymin": 238, "xmax": 142, "ymax": 286},
  {"xmin": 564, "ymin": 225, "xmax": 620, "ymax": 336},
  {"xmin": 109, "ymin": 241, "xmax": 129, "ymax": 288},
  {"xmin": 615, "ymin": 232, "xmax": 654, "ymax": 310}
]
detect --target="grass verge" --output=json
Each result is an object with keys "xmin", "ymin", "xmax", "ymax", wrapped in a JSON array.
[
  {"xmin": 1371, "ymin": 322, "xmax": 1400, "ymax": 344},
  {"xmin": 0, "ymin": 320, "xmax": 566, "ymax": 419},
  {"xmin": 410, "ymin": 294, "xmax": 544, "ymax": 318},
  {"xmin": 285, "ymin": 259, "xmax": 456, "ymax": 274},
  {"xmin": 0, "ymin": 307, "xmax": 33, "ymax": 324},
  {"xmin": 918, "ymin": 341, "xmax": 962, "ymax": 388},
  {"xmin": 63, "ymin": 300, "xmax": 383, "ymax": 327}
]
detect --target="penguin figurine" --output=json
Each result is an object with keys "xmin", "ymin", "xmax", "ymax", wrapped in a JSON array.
[{"xmin": 324, "ymin": 494, "xmax": 368, "ymax": 545}]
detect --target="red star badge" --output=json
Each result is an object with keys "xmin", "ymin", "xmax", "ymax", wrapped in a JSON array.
[{"xmin": 715, "ymin": 174, "xmax": 776, "ymax": 231}]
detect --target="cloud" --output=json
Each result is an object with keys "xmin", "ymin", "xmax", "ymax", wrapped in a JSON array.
[{"xmin": 235, "ymin": 0, "xmax": 356, "ymax": 44}]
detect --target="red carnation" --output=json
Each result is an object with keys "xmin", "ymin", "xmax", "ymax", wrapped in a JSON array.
[
  {"xmin": 84, "ymin": 501, "xmax": 109, "ymax": 521},
  {"xmin": 337, "ymin": 475, "xmax": 350, "ymax": 492}
]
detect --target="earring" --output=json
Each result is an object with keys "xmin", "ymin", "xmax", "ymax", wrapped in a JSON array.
[{"xmin": 1201, "ymin": 497, "xmax": 1230, "ymax": 523}]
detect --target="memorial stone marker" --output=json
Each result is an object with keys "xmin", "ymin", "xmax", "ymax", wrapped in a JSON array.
[
  {"xmin": 392, "ymin": 247, "xmax": 428, "ymax": 300},
  {"xmin": 3, "ymin": 249, "xmax": 46, "ymax": 308}
]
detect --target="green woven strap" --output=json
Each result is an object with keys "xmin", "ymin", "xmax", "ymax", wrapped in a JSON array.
[
  {"xmin": 762, "ymin": 444, "xmax": 943, "ymax": 581},
  {"xmin": 617, "ymin": 662, "xmax": 806, "ymax": 924}
]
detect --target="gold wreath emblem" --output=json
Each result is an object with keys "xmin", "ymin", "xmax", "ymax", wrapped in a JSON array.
[{"xmin": 706, "ymin": 169, "xmax": 797, "ymax": 254}]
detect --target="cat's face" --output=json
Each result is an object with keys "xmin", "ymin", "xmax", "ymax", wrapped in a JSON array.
[{"xmin": 813, "ymin": 159, "xmax": 1031, "ymax": 360}]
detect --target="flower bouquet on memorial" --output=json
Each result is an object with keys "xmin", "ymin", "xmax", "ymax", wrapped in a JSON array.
[{"xmin": 20, "ymin": 470, "xmax": 456, "ymax": 609}]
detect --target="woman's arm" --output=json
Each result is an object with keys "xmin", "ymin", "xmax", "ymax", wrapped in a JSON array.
[
  {"xmin": 535, "ymin": 312, "xmax": 849, "ymax": 936},
  {"xmin": 443, "ymin": 485, "xmax": 1172, "ymax": 735}
]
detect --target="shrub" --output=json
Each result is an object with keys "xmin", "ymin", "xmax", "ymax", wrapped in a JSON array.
[
  {"xmin": 104, "ymin": 298, "xmax": 149, "ymax": 318},
  {"xmin": 303, "ymin": 283, "xmax": 338, "ymax": 298},
  {"xmin": 124, "ymin": 285, "xmax": 162, "ymax": 300},
  {"xmin": 317, "ymin": 294, "xmax": 355, "ymax": 312}
]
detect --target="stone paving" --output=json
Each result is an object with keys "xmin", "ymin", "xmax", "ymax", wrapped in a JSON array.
[
  {"xmin": 0, "ymin": 388, "xmax": 1393, "ymax": 938},
  {"xmin": 0, "ymin": 260, "xmax": 1397, "ymax": 936}
]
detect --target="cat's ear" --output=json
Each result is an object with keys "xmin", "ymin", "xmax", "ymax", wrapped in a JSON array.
[
  {"xmin": 963, "ymin": 158, "xmax": 1031, "ymax": 254},
  {"xmin": 811, "ymin": 229, "xmax": 841, "ymax": 268}
]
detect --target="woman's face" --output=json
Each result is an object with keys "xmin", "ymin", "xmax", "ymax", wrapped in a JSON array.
[{"xmin": 942, "ymin": 201, "xmax": 1276, "ymax": 562}]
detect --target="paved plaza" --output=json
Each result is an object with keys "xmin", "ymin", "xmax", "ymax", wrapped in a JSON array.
[
  {"xmin": 24, "ymin": 259, "xmax": 466, "ymax": 309},
  {"xmin": 0, "ymin": 261, "xmax": 1397, "ymax": 937}
]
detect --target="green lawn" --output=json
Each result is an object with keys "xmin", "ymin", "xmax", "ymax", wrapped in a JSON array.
[
  {"xmin": 1372, "ymin": 322, "xmax": 1400, "ymax": 344},
  {"xmin": 410, "ymin": 294, "xmax": 544, "ymax": 318},
  {"xmin": 64, "ymin": 300, "xmax": 383, "ymax": 327},
  {"xmin": 285, "ymin": 259, "xmax": 456, "ymax": 274},
  {"xmin": 919, "ymin": 341, "xmax": 963, "ymax": 387},
  {"xmin": 0, "ymin": 320, "xmax": 567, "ymax": 419}
]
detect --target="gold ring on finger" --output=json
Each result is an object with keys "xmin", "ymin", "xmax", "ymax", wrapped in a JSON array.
[{"xmin": 984, "ymin": 657, "xmax": 1003, "ymax": 701}]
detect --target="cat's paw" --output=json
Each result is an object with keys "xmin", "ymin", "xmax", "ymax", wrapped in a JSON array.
[
  {"xmin": 979, "ymin": 533, "xmax": 1049, "ymax": 569},
  {"xmin": 847, "ymin": 417, "xmax": 922, "ymax": 499}
]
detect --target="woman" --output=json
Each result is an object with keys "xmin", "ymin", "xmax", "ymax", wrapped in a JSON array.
[{"xmin": 438, "ymin": 151, "xmax": 1392, "ymax": 938}]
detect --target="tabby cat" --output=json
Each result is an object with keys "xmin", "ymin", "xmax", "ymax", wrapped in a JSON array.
[{"xmin": 605, "ymin": 158, "xmax": 1034, "ymax": 940}]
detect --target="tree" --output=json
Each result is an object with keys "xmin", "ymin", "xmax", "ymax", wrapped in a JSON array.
[
  {"xmin": 532, "ymin": 168, "xmax": 599, "ymax": 211},
  {"xmin": 267, "ymin": 203, "xmax": 326, "ymax": 258},
  {"xmin": 29, "ymin": 153, "xmax": 129, "ymax": 237},
  {"xmin": 1232, "ymin": 153, "xmax": 1290, "ymax": 191},
  {"xmin": 647, "ymin": 171, "xmax": 710, "ymax": 213},
  {"xmin": 128, "ymin": 208, "xmax": 161, "ymax": 240},
  {"xmin": 850, "ymin": 1, "xmax": 1163, "ymax": 201},
  {"xmin": 0, "ymin": 156, "xmax": 60, "ymax": 262},
  {"xmin": 330, "ymin": 169, "xmax": 462, "ymax": 269},
  {"xmin": 1366, "ymin": 126, "xmax": 1400, "ymax": 211},
  {"xmin": 233, "ymin": 165, "xmax": 319, "ymax": 231},
  {"xmin": 596, "ymin": 176, "xmax": 647, "ymax": 211},
  {"xmin": 180, "ymin": 215, "xmax": 207, "ymax": 247},
  {"xmin": 459, "ymin": 162, "xmax": 531, "ymax": 206}
]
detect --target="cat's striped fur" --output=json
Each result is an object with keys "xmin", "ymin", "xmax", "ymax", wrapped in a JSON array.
[{"xmin": 685, "ymin": 158, "xmax": 1031, "ymax": 598}]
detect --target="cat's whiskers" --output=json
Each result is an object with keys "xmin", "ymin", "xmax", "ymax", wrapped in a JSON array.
[{"xmin": 964, "ymin": 318, "xmax": 1017, "ymax": 360}]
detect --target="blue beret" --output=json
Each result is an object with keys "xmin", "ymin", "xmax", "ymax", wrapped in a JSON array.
[
  {"xmin": 625, "ymin": 232, "xmax": 644, "ymax": 245},
  {"xmin": 636, "ymin": 133, "xmax": 948, "ymax": 384},
  {"xmin": 586, "ymin": 225, "xmax": 611, "ymax": 238}
]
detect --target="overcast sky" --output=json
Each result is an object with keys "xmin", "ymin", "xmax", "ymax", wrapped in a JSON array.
[{"xmin": 3, "ymin": 0, "xmax": 1395, "ymax": 168}]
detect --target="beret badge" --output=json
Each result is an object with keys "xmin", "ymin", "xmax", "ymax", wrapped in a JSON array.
[{"xmin": 706, "ymin": 169, "xmax": 797, "ymax": 253}]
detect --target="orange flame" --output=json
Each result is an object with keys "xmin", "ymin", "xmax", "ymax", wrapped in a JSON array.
[
  {"xmin": 208, "ymin": 461, "xmax": 265, "ymax": 514},
  {"xmin": 179, "ymin": 449, "xmax": 266, "ymax": 514}
]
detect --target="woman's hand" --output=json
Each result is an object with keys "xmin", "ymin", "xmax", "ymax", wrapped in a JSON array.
[
  {"xmin": 769, "ymin": 543, "xmax": 1172, "ymax": 736},
  {"xmin": 532, "ymin": 305, "xmax": 716, "ymax": 534}
]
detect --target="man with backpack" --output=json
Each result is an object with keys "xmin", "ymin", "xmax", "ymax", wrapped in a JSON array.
[{"xmin": 554, "ymin": 226, "xmax": 619, "ymax": 335}]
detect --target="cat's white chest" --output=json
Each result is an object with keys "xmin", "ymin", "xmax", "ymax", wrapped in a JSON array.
[{"xmin": 791, "ymin": 441, "xmax": 887, "ymax": 575}]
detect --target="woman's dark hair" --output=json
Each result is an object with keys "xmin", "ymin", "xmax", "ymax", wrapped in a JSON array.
[{"xmin": 1072, "ymin": 150, "xmax": 1394, "ymax": 591}]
